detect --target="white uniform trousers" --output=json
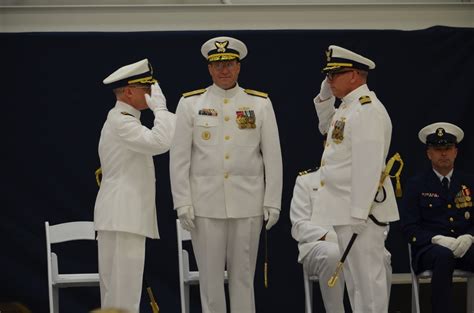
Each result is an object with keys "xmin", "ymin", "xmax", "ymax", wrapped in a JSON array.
[
  {"xmin": 98, "ymin": 230, "xmax": 146, "ymax": 313},
  {"xmin": 191, "ymin": 216, "xmax": 263, "ymax": 313},
  {"xmin": 334, "ymin": 220, "xmax": 391, "ymax": 313},
  {"xmin": 303, "ymin": 241, "xmax": 345, "ymax": 313}
]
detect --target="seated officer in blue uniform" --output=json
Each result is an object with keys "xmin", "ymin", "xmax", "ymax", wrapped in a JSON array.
[{"xmin": 400, "ymin": 122, "xmax": 474, "ymax": 313}]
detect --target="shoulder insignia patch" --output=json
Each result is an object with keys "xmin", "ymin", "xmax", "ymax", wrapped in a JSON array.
[
  {"xmin": 121, "ymin": 111, "xmax": 135, "ymax": 117},
  {"xmin": 298, "ymin": 167, "xmax": 318, "ymax": 176},
  {"xmin": 183, "ymin": 88, "xmax": 207, "ymax": 98},
  {"xmin": 359, "ymin": 95, "xmax": 372, "ymax": 105},
  {"xmin": 244, "ymin": 89, "xmax": 268, "ymax": 98}
]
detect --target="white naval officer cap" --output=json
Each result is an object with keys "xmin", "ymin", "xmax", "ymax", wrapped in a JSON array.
[
  {"xmin": 322, "ymin": 45, "xmax": 376, "ymax": 73},
  {"xmin": 103, "ymin": 58, "xmax": 157, "ymax": 89},
  {"xmin": 418, "ymin": 122, "xmax": 464, "ymax": 146},
  {"xmin": 201, "ymin": 36, "xmax": 248, "ymax": 62}
]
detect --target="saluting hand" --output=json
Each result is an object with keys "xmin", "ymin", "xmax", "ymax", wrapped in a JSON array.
[{"xmin": 145, "ymin": 82, "xmax": 167, "ymax": 111}]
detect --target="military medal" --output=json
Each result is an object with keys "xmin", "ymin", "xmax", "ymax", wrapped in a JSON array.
[
  {"xmin": 198, "ymin": 108, "xmax": 218, "ymax": 116},
  {"xmin": 202, "ymin": 131, "xmax": 211, "ymax": 140},
  {"xmin": 236, "ymin": 108, "xmax": 256, "ymax": 129},
  {"xmin": 331, "ymin": 117, "xmax": 346, "ymax": 144}
]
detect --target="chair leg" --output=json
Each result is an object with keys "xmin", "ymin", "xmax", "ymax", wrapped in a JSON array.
[
  {"xmin": 467, "ymin": 277, "xmax": 473, "ymax": 313},
  {"xmin": 411, "ymin": 277, "xmax": 421, "ymax": 313},
  {"xmin": 303, "ymin": 270, "xmax": 312, "ymax": 313},
  {"xmin": 184, "ymin": 284, "xmax": 190, "ymax": 313},
  {"xmin": 52, "ymin": 287, "xmax": 59, "ymax": 313}
]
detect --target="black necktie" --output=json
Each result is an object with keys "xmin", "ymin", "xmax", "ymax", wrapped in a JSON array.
[{"xmin": 442, "ymin": 177, "xmax": 449, "ymax": 193}]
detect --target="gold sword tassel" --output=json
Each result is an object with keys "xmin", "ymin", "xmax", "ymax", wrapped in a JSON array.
[{"xmin": 146, "ymin": 287, "xmax": 160, "ymax": 313}]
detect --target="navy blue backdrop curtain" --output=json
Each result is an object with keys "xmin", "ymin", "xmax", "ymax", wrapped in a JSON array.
[{"xmin": 1, "ymin": 26, "xmax": 473, "ymax": 313}]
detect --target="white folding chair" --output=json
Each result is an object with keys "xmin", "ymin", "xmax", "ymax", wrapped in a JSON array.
[
  {"xmin": 45, "ymin": 221, "xmax": 100, "ymax": 313},
  {"xmin": 176, "ymin": 219, "xmax": 228, "ymax": 313},
  {"xmin": 408, "ymin": 244, "xmax": 474, "ymax": 313},
  {"xmin": 303, "ymin": 266, "xmax": 320, "ymax": 313}
]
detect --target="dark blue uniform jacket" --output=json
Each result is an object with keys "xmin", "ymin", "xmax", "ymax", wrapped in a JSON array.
[{"xmin": 400, "ymin": 168, "xmax": 474, "ymax": 273}]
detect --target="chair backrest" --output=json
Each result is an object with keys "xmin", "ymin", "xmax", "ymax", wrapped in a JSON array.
[{"xmin": 45, "ymin": 221, "xmax": 97, "ymax": 310}]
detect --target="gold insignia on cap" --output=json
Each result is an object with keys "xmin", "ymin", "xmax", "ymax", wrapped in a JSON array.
[
  {"xmin": 215, "ymin": 40, "xmax": 229, "ymax": 53},
  {"xmin": 465, "ymin": 211, "xmax": 471, "ymax": 220},
  {"xmin": 201, "ymin": 131, "xmax": 211, "ymax": 140},
  {"xmin": 436, "ymin": 127, "xmax": 445, "ymax": 137},
  {"xmin": 326, "ymin": 48, "xmax": 332, "ymax": 62},
  {"xmin": 359, "ymin": 95, "xmax": 372, "ymax": 105}
]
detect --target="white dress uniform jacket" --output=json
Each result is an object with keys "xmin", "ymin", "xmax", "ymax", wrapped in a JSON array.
[
  {"xmin": 313, "ymin": 84, "xmax": 399, "ymax": 225},
  {"xmin": 94, "ymin": 101, "xmax": 176, "ymax": 238},
  {"xmin": 170, "ymin": 84, "xmax": 283, "ymax": 217},
  {"xmin": 290, "ymin": 170, "xmax": 338, "ymax": 261},
  {"xmin": 290, "ymin": 169, "xmax": 346, "ymax": 313}
]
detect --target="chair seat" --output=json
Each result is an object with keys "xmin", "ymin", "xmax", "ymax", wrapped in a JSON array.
[
  {"xmin": 54, "ymin": 273, "xmax": 100, "ymax": 287},
  {"xmin": 417, "ymin": 269, "xmax": 474, "ymax": 279}
]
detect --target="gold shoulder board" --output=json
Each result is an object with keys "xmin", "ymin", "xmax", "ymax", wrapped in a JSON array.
[
  {"xmin": 298, "ymin": 168, "xmax": 318, "ymax": 176},
  {"xmin": 244, "ymin": 89, "xmax": 268, "ymax": 98},
  {"xmin": 121, "ymin": 111, "xmax": 135, "ymax": 117},
  {"xmin": 183, "ymin": 88, "xmax": 207, "ymax": 98},
  {"xmin": 359, "ymin": 95, "xmax": 372, "ymax": 105}
]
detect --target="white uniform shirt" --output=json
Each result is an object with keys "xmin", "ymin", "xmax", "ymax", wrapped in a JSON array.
[
  {"xmin": 94, "ymin": 101, "xmax": 176, "ymax": 238},
  {"xmin": 290, "ymin": 170, "xmax": 338, "ymax": 262},
  {"xmin": 170, "ymin": 84, "xmax": 283, "ymax": 218},
  {"xmin": 313, "ymin": 84, "xmax": 399, "ymax": 225}
]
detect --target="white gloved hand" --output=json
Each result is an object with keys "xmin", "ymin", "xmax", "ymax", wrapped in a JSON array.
[
  {"xmin": 351, "ymin": 218, "xmax": 368, "ymax": 234},
  {"xmin": 431, "ymin": 235, "xmax": 459, "ymax": 251},
  {"xmin": 318, "ymin": 77, "xmax": 333, "ymax": 101},
  {"xmin": 263, "ymin": 207, "xmax": 280, "ymax": 230},
  {"xmin": 453, "ymin": 234, "xmax": 473, "ymax": 258},
  {"xmin": 145, "ymin": 82, "xmax": 167, "ymax": 111},
  {"xmin": 177, "ymin": 205, "xmax": 195, "ymax": 232}
]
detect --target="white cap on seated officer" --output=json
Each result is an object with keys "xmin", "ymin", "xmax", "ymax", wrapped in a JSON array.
[{"xmin": 418, "ymin": 122, "xmax": 464, "ymax": 147}]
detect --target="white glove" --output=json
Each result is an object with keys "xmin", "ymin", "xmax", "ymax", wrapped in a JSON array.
[
  {"xmin": 318, "ymin": 77, "xmax": 333, "ymax": 101},
  {"xmin": 177, "ymin": 205, "xmax": 195, "ymax": 232},
  {"xmin": 431, "ymin": 235, "xmax": 459, "ymax": 251},
  {"xmin": 263, "ymin": 207, "xmax": 280, "ymax": 230},
  {"xmin": 453, "ymin": 234, "xmax": 473, "ymax": 258},
  {"xmin": 145, "ymin": 82, "xmax": 167, "ymax": 111},
  {"xmin": 351, "ymin": 218, "xmax": 368, "ymax": 234}
]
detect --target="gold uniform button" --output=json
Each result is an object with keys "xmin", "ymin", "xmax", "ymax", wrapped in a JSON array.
[
  {"xmin": 412, "ymin": 237, "xmax": 417, "ymax": 242},
  {"xmin": 447, "ymin": 204, "xmax": 452, "ymax": 209},
  {"xmin": 449, "ymin": 217, "xmax": 454, "ymax": 222},
  {"xmin": 326, "ymin": 143, "xmax": 330, "ymax": 148},
  {"xmin": 223, "ymin": 99, "xmax": 229, "ymax": 104},
  {"xmin": 225, "ymin": 135, "xmax": 230, "ymax": 140},
  {"xmin": 224, "ymin": 172, "xmax": 229, "ymax": 179},
  {"xmin": 429, "ymin": 204, "xmax": 432, "ymax": 208},
  {"xmin": 321, "ymin": 160, "xmax": 325, "ymax": 166},
  {"xmin": 320, "ymin": 180, "xmax": 325, "ymax": 187},
  {"xmin": 224, "ymin": 116, "xmax": 230, "ymax": 121},
  {"xmin": 225, "ymin": 154, "xmax": 230, "ymax": 160},
  {"xmin": 450, "ymin": 229, "xmax": 455, "ymax": 233}
]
